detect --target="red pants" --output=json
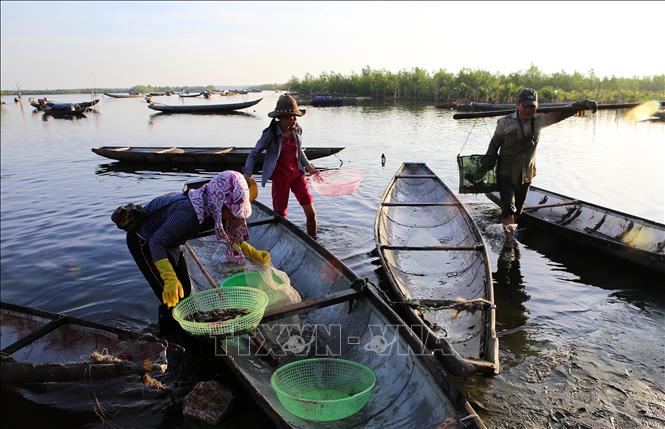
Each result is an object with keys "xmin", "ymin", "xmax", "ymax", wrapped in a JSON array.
[{"xmin": 271, "ymin": 173, "xmax": 314, "ymax": 217}]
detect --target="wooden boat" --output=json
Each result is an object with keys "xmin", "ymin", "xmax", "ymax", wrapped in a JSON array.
[
  {"xmin": 486, "ymin": 186, "xmax": 665, "ymax": 273},
  {"xmin": 148, "ymin": 98, "xmax": 262, "ymax": 113},
  {"xmin": 103, "ymin": 92, "xmax": 144, "ymax": 98},
  {"xmin": 374, "ymin": 163, "xmax": 499, "ymax": 376},
  {"xmin": 91, "ymin": 145, "xmax": 344, "ymax": 170},
  {"xmin": 178, "ymin": 92, "xmax": 204, "ymax": 98},
  {"xmin": 182, "ymin": 198, "xmax": 487, "ymax": 429},
  {"xmin": 1, "ymin": 302, "xmax": 168, "ymax": 382},
  {"xmin": 0, "ymin": 301, "xmax": 174, "ymax": 414},
  {"xmin": 465, "ymin": 101, "xmax": 570, "ymax": 111},
  {"xmin": 30, "ymin": 98, "xmax": 99, "ymax": 112}
]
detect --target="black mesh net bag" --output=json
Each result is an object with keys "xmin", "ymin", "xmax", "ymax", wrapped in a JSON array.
[{"xmin": 457, "ymin": 154, "xmax": 499, "ymax": 194}]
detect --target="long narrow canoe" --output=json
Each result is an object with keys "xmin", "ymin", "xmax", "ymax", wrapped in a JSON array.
[
  {"xmin": 91, "ymin": 146, "xmax": 344, "ymax": 170},
  {"xmin": 375, "ymin": 163, "xmax": 499, "ymax": 377},
  {"xmin": 148, "ymin": 98, "xmax": 262, "ymax": 113},
  {"xmin": 486, "ymin": 186, "xmax": 665, "ymax": 273},
  {"xmin": 103, "ymin": 92, "xmax": 144, "ymax": 98},
  {"xmin": 183, "ymin": 199, "xmax": 487, "ymax": 429}
]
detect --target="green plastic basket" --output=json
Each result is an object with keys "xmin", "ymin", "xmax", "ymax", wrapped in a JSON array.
[
  {"xmin": 172, "ymin": 287, "xmax": 269, "ymax": 337},
  {"xmin": 271, "ymin": 358, "xmax": 376, "ymax": 421}
]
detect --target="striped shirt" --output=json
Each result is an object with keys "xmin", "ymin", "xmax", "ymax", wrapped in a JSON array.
[{"xmin": 137, "ymin": 193, "xmax": 211, "ymax": 263}]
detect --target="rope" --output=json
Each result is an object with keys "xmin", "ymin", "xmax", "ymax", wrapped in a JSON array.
[
  {"xmin": 365, "ymin": 278, "xmax": 494, "ymax": 316},
  {"xmin": 457, "ymin": 119, "xmax": 480, "ymax": 156}
]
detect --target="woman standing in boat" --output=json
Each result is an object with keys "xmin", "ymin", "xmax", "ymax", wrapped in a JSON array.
[
  {"xmin": 113, "ymin": 170, "xmax": 267, "ymax": 333},
  {"xmin": 243, "ymin": 94, "xmax": 320, "ymax": 238},
  {"xmin": 482, "ymin": 88, "xmax": 597, "ymax": 244}
]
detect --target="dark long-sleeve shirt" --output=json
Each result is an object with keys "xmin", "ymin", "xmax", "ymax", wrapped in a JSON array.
[
  {"xmin": 136, "ymin": 193, "xmax": 211, "ymax": 263},
  {"xmin": 485, "ymin": 111, "xmax": 570, "ymax": 185}
]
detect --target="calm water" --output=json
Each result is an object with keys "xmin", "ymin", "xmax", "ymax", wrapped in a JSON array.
[{"xmin": 1, "ymin": 92, "xmax": 664, "ymax": 428}]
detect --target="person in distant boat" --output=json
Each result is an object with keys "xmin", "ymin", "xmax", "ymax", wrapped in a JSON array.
[
  {"xmin": 112, "ymin": 170, "xmax": 265, "ymax": 333},
  {"xmin": 482, "ymin": 88, "xmax": 597, "ymax": 243},
  {"xmin": 243, "ymin": 94, "xmax": 320, "ymax": 238}
]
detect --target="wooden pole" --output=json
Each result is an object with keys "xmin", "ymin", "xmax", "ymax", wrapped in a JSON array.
[
  {"xmin": 1, "ymin": 361, "xmax": 165, "ymax": 385},
  {"xmin": 453, "ymin": 101, "xmax": 661, "ymax": 120}
]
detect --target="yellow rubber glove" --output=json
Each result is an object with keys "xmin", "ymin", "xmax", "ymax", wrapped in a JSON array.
[
  {"xmin": 154, "ymin": 258, "xmax": 184, "ymax": 308},
  {"xmin": 233, "ymin": 242, "xmax": 271, "ymax": 267}
]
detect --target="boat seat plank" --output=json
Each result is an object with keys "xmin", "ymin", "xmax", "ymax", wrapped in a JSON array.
[
  {"xmin": 2, "ymin": 316, "xmax": 66, "ymax": 355},
  {"xmin": 261, "ymin": 289, "xmax": 363, "ymax": 323},
  {"xmin": 214, "ymin": 148, "xmax": 234, "ymax": 154},
  {"xmin": 381, "ymin": 202, "xmax": 462, "ymax": 207},
  {"xmin": 380, "ymin": 244, "xmax": 483, "ymax": 251},
  {"xmin": 395, "ymin": 175, "xmax": 438, "ymax": 179},
  {"xmin": 157, "ymin": 147, "xmax": 185, "ymax": 154}
]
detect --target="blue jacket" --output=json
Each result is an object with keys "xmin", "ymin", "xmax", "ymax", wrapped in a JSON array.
[{"xmin": 243, "ymin": 123, "xmax": 312, "ymax": 187}]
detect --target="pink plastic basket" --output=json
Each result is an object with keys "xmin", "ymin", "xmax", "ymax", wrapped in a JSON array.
[{"xmin": 309, "ymin": 170, "xmax": 363, "ymax": 196}]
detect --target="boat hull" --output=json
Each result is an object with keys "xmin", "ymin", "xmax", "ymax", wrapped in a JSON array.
[
  {"xmin": 148, "ymin": 98, "xmax": 262, "ymax": 113},
  {"xmin": 91, "ymin": 146, "xmax": 344, "ymax": 170},
  {"xmin": 183, "ymin": 200, "xmax": 487, "ymax": 428},
  {"xmin": 375, "ymin": 162, "xmax": 499, "ymax": 376},
  {"xmin": 486, "ymin": 186, "xmax": 665, "ymax": 273}
]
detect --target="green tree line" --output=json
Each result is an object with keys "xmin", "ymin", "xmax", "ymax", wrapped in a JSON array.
[{"xmin": 286, "ymin": 65, "xmax": 665, "ymax": 103}]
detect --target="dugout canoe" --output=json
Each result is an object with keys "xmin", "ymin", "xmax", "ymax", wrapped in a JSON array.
[
  {"xmin": 374, "ymin": 162, "xmax": 499, "ymax": 377},
  {"xmin": 486, "ymin": 186, "xmax": 665, "ymax": 273},
  {"xmin": 148, "ymin": 98, "xmax": 262, "ymax": 113},
  {"xmin": 91, "ymin": 145, "xmax": 344, "ymax": 170},
  {"xmin": 103, "ymin": 92, "xmax": 144, "ymax": 98},
  {"xmin": 182, "ymin": 197, "xmax": 487, "ymax": 429}
]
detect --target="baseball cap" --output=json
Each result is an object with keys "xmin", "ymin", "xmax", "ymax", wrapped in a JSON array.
[{"xmin": 517, "ymin": 88, "xmax": 538, "ymax": 107}]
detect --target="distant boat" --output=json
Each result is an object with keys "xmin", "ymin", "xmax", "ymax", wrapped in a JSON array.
[
  {"xmin": 178, "ymin": 92, "xmax": 204, "ymax": 98},
  {"xmin": 103, "ymin": 92, "xmax": 144, "ymax": 98},
  {"xmin": 148, "ymin": 98, "xmax": 262, "ymax": 113},
  {"xmin": 91, "ymin": 145, "xmax": 344, "ymax": 170},
  {"xmin": 30, "ymin": 98, "xmax": 99, "ymax": 112}
]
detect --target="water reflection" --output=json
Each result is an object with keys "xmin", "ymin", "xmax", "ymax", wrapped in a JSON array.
[
  {"xmin": 41, "ymin": 112, "xmax": 87, "ymax": 121},
  {"xmin": 493, "ymin": 242, "xmax": 532, "ymax": 361},
  {"xmin": 148, "ymin": 110, "xmax": 259, "ymax": 127},
  {"xmin": 94, "ymin": 162, "xmax": 215, "ymax": 176}
]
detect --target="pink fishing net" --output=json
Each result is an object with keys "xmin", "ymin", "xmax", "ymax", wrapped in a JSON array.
[{"xmin": 309, "ymin": 169, "xmax": 363, "ymax": 196}]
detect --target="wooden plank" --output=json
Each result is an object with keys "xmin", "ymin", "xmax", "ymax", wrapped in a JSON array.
[
  {"xmin": 2, "ymin": 316, "xmax": 67, "ymax": 355},
  {"xmin": 261, "ymin": 289, "xmax": 363, "ymax": 323},
  {"xmin": 395, "ymin": 175, "xmax": 438, "ymax": 179},
  {"xmin": 380, "ymin": 244, "xmax": 483, "ymax": 251},
  {"xmin": 381, "ymin": 202, "xmax": 461, "ymax": 207}
]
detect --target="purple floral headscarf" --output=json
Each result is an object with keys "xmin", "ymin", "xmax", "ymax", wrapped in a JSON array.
[{"xmin": 188, "ymin": 171, "xmax": 251, "ymax": 263}]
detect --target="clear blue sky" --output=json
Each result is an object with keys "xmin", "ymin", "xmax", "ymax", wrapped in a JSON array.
[{"xmin": 2, "ymin": 1, "xmax": 664, "ymax": 89}]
